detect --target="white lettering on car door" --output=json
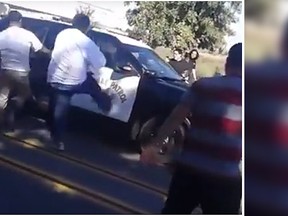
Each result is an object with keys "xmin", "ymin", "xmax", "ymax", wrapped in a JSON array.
[{"xmin": 70, "ymin": 67, "xmax": 140, "ymax": 123}]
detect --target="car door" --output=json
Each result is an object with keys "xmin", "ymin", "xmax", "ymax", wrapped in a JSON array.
[
  {"xmin": 25, "ymin": 18, "xmax": 68, "ymax": 99},
  {"xmin": 70, "ymin": 32, "xmax": 142, "ymax": 123},
  {"xmin": 0, "ymin": 16, "xmax": 8, "ymax": 31},
  {"xmin": 22, "ymin": 18, "xmax": 51, "ymax": 99}
]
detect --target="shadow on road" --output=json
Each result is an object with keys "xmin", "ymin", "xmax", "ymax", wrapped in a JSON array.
[{"xmin": 1, "ymin": 114, "xmax": 172, "ymax": 192}]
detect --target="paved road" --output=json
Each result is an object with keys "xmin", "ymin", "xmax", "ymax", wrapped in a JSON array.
[
  {"xmin": 9, "ymin": 116, "xmax": 172, "ymax": 191},
  {"xmin": 0, "ymin": 162, "xmax": 119, "ymax": 214},
  {"xmin": 0, "ymin": 116, "xmax": 171, "ymax": 214},
  {"xmin": 0, "ymin": 115, "xmax": 216, "ymax": 214}
]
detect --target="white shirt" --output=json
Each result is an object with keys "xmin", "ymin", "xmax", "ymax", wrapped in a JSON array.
[
  {"xmin": 47, "ymin": 28, "xmax": 106, "ymax": 85},
  {"xmin": 0, "ymin": 25, "xmax": 43, "ymax": 72}
]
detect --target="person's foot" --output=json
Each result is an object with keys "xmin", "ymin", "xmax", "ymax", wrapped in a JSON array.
[
  {"xmin": 57, "ymin": 142, "xmax": 65, "ymax": 151},
  {"xmin": 98, "ymin": 92, "xmax": 112, "ymax": 113},
  {"xmin": 2, "ymin": 126, "xmax": 15, "ymax": 134},
  {"xmin": 52, "ymin": 141, "xmax": 65, "ymax": 151},
  {"xmin": 0, "ymin": 125, "xmax": 14, "ymax": 134},
  {"xmin": 0, "ymin": 119, "xmax": 15, "ymax": 134},
  {"xmin": 48, "ymin": 137, "xmax": 65, "ymax": 151}
]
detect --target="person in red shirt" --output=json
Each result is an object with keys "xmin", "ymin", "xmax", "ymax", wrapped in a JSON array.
[{"xmin": 141, "ymin": 43, "xmax": 242, "ymax": 214}]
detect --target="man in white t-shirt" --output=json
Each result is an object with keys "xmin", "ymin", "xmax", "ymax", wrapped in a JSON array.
[
  {"xmin": 47, "ymin": 13, "xmax": 111, "ymax": 151},
  {"xmin": 0, "ymin": 10, "xmax": 50, "ymax": 131}
]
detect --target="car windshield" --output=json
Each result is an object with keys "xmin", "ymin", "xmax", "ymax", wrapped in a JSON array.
[{"xmin": 123, "ymin": 44, "xmax": 182, "ymax": 80}]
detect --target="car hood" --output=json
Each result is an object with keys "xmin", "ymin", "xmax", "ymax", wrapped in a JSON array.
[
  {"xmin": 156, "ymin": 78, "xmax": 190, "ymax": 92},
  {"xmin": 153, "ymin": 78, "xmax": 190, "ymax": 105}
]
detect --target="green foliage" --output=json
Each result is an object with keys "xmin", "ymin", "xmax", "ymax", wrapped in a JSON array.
[
  {"xmin": 245, "ymin": 0, "xmax": 275, "ymax": 21},
  {"xmin": 154, "ymin": 46, "xmax": 225, "ymax": 77},
  {"xmin": 125, "ymin": 1, "xmax": 241, "ymax": 51}
]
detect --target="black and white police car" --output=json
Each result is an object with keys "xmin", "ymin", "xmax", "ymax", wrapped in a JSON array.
[{"xmin": 0, "ymin": 10, "xmax": 191, "ymax": 152}]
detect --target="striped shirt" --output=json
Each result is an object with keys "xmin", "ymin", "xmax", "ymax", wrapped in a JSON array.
[
  {"xmin": 177, "ymin": 75, "xmax": 242, "ymax": 179},
  {"xmin": 245, "ymin": 60, "xmax": 288, "ymax": 213}
]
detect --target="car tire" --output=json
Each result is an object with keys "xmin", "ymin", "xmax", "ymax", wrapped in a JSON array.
[{"xmin": 137, "ymin": 116, "xmax": 186, "ymax": 156}]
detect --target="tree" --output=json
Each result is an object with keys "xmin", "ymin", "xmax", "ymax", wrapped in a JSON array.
[
  {"xmin": 76, "ymin": 5, "xmax": 100, "ymax": 28},
  {"xmin": 125, "ymin": 1, "xmax": 241, "ymax": 52},
  {"xmin": 0, "ymin": 3, "xmax": 9, "ymax": 16},
  {"xmin": 245, "ymin": 0, "xmax": 276, "ymax": 22}
]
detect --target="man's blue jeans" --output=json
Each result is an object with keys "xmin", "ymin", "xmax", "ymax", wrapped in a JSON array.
[{"xmin": 47, "ymin": 75, "xmax": 111, "ymax": 143}]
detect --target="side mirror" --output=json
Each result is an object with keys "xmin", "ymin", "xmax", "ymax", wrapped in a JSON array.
[
  {"xmin": 119, "ymin": 65, "xmax": 132, "ymax": 72},
  {"xmin": 142, "ymin": 69, "xmax": 156, "ymax": 76}
]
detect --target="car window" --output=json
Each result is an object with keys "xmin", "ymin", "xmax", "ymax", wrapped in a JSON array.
[
  {"xmin": 44, "ymin": 28, "xmax": 60, "ymax": 49},
  {"xmin": 124, "ymin": 44, "xmax": 182, "ymax": 80},
  {"xmin": 22, "ymin": 18, "xmax": 51, "ymax": 56},
  {"xmin": 22, "ymin": 18, "xmax": 68, "ymax": 50},
  {"xmin": 0, "ymin": 16, "xmax": 8, "ymax": 31},
  {"xmin": 34, "ymin": 27, "xmax": 49, "ymax": 44},
  {"xmin": 88, "ymin": 31, "xmax": 142, "ymax": 73},
  {"xmin": 22, "ymin": 18, "xmax": 48, "ymax": 34},
  {"xmin": 44, "ymin": 22, "xmax": 68, "ymax": 49}
]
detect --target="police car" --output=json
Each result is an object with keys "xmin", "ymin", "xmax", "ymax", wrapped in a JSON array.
[{"xmin": 0, "ymin": 9, "xmax": 191, "ymax": 151}]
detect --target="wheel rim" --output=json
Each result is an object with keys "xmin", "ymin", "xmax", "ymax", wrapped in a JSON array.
[
  {"xmin": 138, "ymin": 117, "xmax": 185, "ymax": 164},
  {"xmin": 141, "ymin": 130, "xmax": 178, "ymax": 159}
]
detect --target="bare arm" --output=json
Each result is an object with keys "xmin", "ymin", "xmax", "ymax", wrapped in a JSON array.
[
  {"xmin": 140, "ymin": 87, "xmax": 196, "ymax": 164},
  {"xmin": 29, "ymin": 32, "xmax": 51, "ymax": 57},
  {"xmin": 151, "ymin": 104, "xmax": 191, "ymax": 145},
  {"xmin": 38, "ymin": 46, "xmax": 51, "ymax": 57},
  {"xmin": 86, "ymin": 40, "xmax": 106, "ymax": 77},
  {"xmin": 149, "ymin": 86, "xmax": 196, "ymax": 146},
  {"xmin": 192, "ymin": 69, "xmax": 197, "ymax": 81}
]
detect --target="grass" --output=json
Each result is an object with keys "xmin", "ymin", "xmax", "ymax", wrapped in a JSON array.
[
  {"xmin": 245, "ymin": 21, "xmax": 280, "ymax": 62},
  {"xmin": 154, "ymin": 46, "xmax": 226, "ymax": 78},
  {"xmin": 153, "ymin": 22, "xmax": 282, "ymax": 77},
  {"xmin": 196, "ymin": 53, "xmax": 225, "ymax": 77}
]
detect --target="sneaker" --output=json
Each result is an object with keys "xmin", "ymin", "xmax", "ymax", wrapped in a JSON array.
[
  {"xmin": 1, "ymin": 126, "xmax": 15, "ymax": 134},
  {"xmin": 49, "ymin": 138, "xmax": 65, "ymax": 151},
  {"xmin": 58, "ymin": 142, "xmax": 65, "ymax": 151}
]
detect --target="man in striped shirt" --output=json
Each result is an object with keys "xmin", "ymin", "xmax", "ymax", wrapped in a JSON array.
[
  {"xmin": 245, "ymin": 23, "xmax": 288, "ymax": 216},
  {"xmin": 141, "ymin": 43, "xmax": 242, "ymax": 214}
]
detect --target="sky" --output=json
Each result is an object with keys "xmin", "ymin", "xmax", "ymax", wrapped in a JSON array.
[
  {"xmin": 226, "ymin": 12, "xmax": 243, "ymax": 50},
  {"xmin": 1, "ymin": 1, "xmax": 243, "ymax": 50}
]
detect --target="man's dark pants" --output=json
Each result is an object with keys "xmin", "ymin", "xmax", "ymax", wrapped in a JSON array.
[
  {"xmin": 162, "ymin": 165, "xmax": 242, "ymax": 214},
  {"xmin": 47, "ymin": 75, "xmax": 111, "ymax": 144}
]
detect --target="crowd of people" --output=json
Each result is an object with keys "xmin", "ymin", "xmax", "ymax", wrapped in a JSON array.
[
  {"xmin": 166, "ymin": 48, "xmax": 199, "ymax": 84},
  {"xmin": 0, "ymin": 9, "xmax": 243, "ymax": 215}
]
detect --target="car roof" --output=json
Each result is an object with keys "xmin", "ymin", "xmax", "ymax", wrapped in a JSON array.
[
  {"xmin": 102, "ymin": 31, "xmax": 152, "ymax": 50},
  {"xmin": 18, "ymin": 9, "xmax": 152, "ymax": 50}
]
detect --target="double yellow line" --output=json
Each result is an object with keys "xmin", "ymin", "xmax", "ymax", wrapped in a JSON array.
[
  {"xmin": 0, "ymin": 134, "xmax": 151, "ymax": 214},
  {"xmin": 3, "ymin": 132, "xmax": 167, "ymax": 196}
]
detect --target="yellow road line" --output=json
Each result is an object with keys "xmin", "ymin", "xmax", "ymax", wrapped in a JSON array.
[
  {"xmin": 0, "ymin": 154, "xmax": 148, "ymax": 214},
  {"xmin": 3, "ymin": 133, "xmax": 167, "ymax": 197}
]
